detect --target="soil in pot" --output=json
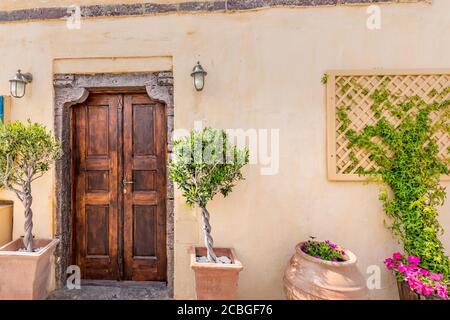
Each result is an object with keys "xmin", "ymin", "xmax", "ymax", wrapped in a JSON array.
[{"xmin": 196, "ymin": 255, "xmax": 232, "ymax": 264}]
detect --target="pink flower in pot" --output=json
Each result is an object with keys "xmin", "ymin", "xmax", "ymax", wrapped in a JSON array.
[
  {"xmin": 421, "ymin": 284, "xmax": 434, "ymax": 296},
  {"xmin": 384, "ymin": 258, "xmax": 394, "ymax": 270},
  {"xmin": 393, "ymin": 252, "xmax": 403, "ymax": 260},
  {"xmin": 429, "ymin": 273, "xmax": 443, "ymax": 281},
  {"xmin": 436, "ymin": 283, "xmax": 449, "ymax": 299},
  {"xmin": 407, "ymin": 256, "xmax": 420, "ymax": 266}
]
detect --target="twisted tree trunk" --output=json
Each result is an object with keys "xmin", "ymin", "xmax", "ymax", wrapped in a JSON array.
[
  {"xmin": 22, "ymin": 182, "xmax": 33, "ymax": 252},
  {"xmin": 201, "ymin": 207, "xmax": 217, "ymax": 263}
]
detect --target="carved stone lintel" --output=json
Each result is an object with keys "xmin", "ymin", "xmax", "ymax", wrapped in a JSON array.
[
  {"xmin": 55, "ymin": 87, "xmax": 89, "ymax": 116},
  {"xmin": 157, "ymin": 72, "xmax": 175, "ymax": 86},
  {"xmin": 54, "ymin": 74, "xmax": 75, "ymax": 88},
  {"xmin": 145, "ymin": 76, "xmax": 174, "ymax": 117}
]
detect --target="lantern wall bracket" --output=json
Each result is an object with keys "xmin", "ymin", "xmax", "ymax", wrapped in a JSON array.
[{"xmin": 21, "ymin": 72, "xmax": 33, "ymax": 83}]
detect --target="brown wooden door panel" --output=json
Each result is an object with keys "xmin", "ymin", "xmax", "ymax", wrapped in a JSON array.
[
  {"xmin": 73, "ymin": 94, "xmax": 121, "ymax": 280},
  {"xmin": 123, "ymin": 94, "xmax": 167, "ymax": 281},
  {"xmin": 72, "ymin": 93, "xmax": 167, "ymax": 282}
]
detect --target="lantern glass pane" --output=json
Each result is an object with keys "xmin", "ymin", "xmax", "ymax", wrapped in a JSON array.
[
  {"xmin": 10, "ymin": 80, "xmax": 25, "ymax": 98},
  {"xmin": 10, "ymin": 81, "xmax": 17, "ymax": 96},
  {"xmin": 194, "ymin": 74, "xmax": 204, "ymax": 91}
]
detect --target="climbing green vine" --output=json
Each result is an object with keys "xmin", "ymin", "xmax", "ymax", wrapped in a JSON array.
[{"xmin": 338, "ymin": 84, "xmax": 450, "ymax": 278}]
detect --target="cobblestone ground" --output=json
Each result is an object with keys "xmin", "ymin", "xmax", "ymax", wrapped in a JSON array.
[{"xmin": 47, "ymin": 281, "xmax": 170, "ymax": 300}]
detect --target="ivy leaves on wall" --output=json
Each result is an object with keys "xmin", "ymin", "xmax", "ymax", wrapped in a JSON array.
[{"xmin": 337, "ymin": 79, "xmax": 450, "ymax": 278}]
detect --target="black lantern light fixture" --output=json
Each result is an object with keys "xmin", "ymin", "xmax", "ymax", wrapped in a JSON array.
[
  {"xmin": 190, "ymin": 61, "xmax": 207, "ymax": 91},
  {"xmin": 10, "ymin": 70, "xmax": 33, "ymax": 98}
]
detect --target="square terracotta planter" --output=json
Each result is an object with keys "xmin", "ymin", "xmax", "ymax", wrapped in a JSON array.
[
  {"xmin": 190, "ymin": 246, "xmax": 243, "ymax": 300},
  {"xmin": 0, "ymin": 238, "xmax": 59, "ymax": 300}
]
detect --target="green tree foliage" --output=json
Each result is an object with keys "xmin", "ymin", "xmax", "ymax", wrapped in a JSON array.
[
  {"xmin": 169, "ymin": 128, "xmax": 249, "ymax": 208},
  {"xmin": 0, "ymin": 120, "xmax": 63, "ymax": 252},
  {"xmin": 339, "ymin": 86, "xmax": 450, "ymax": 278}
]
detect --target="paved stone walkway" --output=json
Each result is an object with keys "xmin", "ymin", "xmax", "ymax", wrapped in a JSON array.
[{"xmin": 47, "ymin": 281, "xmax": 170, "ymax": 300}]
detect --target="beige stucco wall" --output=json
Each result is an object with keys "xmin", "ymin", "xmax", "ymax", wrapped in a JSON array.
[
  {"xmin": 0, "ymin": 203, "xmax": 13, "ymax": 247},
  {"xmin": 0, "ymin": 0, "xmax": 449, "ymax": 299}
]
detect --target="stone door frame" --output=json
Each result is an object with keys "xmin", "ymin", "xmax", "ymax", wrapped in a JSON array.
[{"xmin": 53, "ymin": 72, "xmax": 174, "ymax": 296}]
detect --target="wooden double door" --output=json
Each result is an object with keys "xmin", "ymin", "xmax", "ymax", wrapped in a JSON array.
[{"xmin": 71, "ymin": 92, "xmax": 167, "ymax": 281}]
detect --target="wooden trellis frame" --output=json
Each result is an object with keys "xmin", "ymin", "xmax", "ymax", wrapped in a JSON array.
[{"xmin": 327, "ymin": 69, "xmax": 450, "ymax": 181}]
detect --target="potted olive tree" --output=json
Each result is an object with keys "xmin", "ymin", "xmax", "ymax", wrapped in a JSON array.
[
  {"xmin": 169, "ymin": 127, "xmax": 249, "ymax": 300},
  {"xmin": 0, "ymin": 120, "xmax": 62, "ymax": 300}
]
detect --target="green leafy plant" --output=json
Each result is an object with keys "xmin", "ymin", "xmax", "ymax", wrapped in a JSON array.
[
  {"xmin": 338, "ymin": 86, "xmax": 450, "ymax": 278},
  {"xmin": 301, "ymin": 238, "xmax": 346, "ymax": 262},
  {"xmin": 169, "ymin": 127, "xmax": 249, "ymax": 262},
  {"xmin": 0, "ymin": 120, "xmax": 63, "ymax": 252}
]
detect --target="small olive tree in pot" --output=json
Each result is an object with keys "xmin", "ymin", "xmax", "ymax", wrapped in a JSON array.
[
  {"xmin": 0, "ymin": 120, "xmax": 62, "ymax": 300},
  {"xmin": 169, "ymin": 127, "xmax": 249, "ymax": 299}
]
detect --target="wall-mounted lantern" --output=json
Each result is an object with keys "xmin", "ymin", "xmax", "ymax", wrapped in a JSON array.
[
  {"xmin": 9, "ymin": 70, "xmax": 33, "ymax": 98},
  {"xmin": 191, "ymin": 62, "xmax": 207, "ymax": 91}
]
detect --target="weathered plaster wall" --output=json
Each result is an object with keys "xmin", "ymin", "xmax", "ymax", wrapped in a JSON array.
[
  {"xmin": 0, "ymin": 0, "xmax": 193, "ymax": 11},
  {"xmin": 0, "ymin": 201, "xmax": 13, "ymax": 246},
  {"xmin": 0, "ymin": 0, "xmax": 424, "ymax": 12},
  {"xmin": 0, "ymin": 0, "xmax": 448, "ymax": 299}
]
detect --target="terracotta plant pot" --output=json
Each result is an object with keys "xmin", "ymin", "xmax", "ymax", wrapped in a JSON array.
[
  {"xmin": 283, "ymin": 242, "xmax": 369, "ymax": 300},
  {"xmin": 0, "ymin": 238, "xmax": 59, "ymax": 300},
  {"xmin": 397, "ymin": 281, "xmax": 443, "ymax": 300},
  {"xmin": 190, "ymin": 246, "xmax": 243, "ymax": 300}
]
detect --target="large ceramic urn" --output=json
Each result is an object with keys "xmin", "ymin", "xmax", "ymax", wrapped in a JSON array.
[{"xmin": 283, "ymin": 242, "xmax": 369, "ymax": 300}]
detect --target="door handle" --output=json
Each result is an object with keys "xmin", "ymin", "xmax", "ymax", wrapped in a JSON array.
[{"xmin": 122, "ymin": 179, "xmax": 134, "ymax": 194}]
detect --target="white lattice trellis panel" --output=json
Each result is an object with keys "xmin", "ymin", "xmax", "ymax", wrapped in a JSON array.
[{"xmin": 327, "ymin": 70, "xmax": 450, "ymax": 181}]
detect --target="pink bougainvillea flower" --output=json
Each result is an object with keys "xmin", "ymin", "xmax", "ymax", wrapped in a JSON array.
[
  {"xmin": 421, "ymin": 284, "xmax": 434, "ymax": 296},
  {"xmin": 418, "ymin": 268, "xmax": 430, "ymax": 276},
  {"xmin": 397, "ymin": 264, "xmax": 408, "ymax": 274},
  {"xmin": 404, "ymin": 266, "xmax": 418, "ymax": 278},
  {"xmin": 407, "ymin": 277, "xmax": 423, "ymax": 292},
  {"xmin": 435, "ymin": 283, "xmax": 449, "ymax": 300},
  {"xmin": 429, "ymin": 273, "xmax": 443, "ymax": 281},
  {"xmin": 392, "ymin": 252, "xmax": 402, "ymax": 260},
  {"xmin": 407, "ymin": 255, "xmax": 420, "ymax": 266},
  {"xmin": 384, "ymin": 258, "xmax": 394, "ymax": 270},
  {"xmin": 385, "ymin": 253, "xmax": 448, "ymax": 300}
]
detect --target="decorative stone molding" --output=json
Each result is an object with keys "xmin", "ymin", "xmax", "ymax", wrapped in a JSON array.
[
  {"xmin": 0, "ymin": 0, "xmax": 429, "ymax": 23},
  {"xmin": 53, "ymin": 72, "xmax": 174, "ymax": 297}
]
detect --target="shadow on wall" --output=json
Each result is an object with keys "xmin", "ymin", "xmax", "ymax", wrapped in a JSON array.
[{"xmin": 0, "ymin": 200, "xmax": 13, "ymax": 247}]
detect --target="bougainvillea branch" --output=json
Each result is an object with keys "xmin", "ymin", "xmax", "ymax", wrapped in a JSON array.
[{"xmin": 339, "ymin": 86, "xmax": 450, "ymax": 279}]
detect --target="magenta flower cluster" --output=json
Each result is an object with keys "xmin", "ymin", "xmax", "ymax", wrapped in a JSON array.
[{"xmin": 385, "ymin": 252, "xmax": 448, "ymax": 299}]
